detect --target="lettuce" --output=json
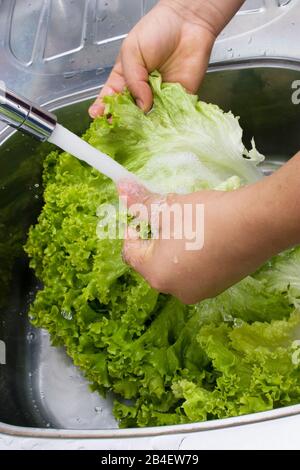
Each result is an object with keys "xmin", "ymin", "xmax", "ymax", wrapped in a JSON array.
[
  {"xmin": 174, "ymin": 311, "xmax": 300, "ymax": 421},
  {"xmin": 86, "ymin": 71, "xmax": 264, "ymax": 194},
  {"xmin": 25, "ymin": 72, "xmax": 300, "ymax": 428}
]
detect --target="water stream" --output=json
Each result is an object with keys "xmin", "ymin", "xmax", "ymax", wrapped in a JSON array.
[{"xmin": 48, "ymin": 124, "xmax": 134, "ymax": 184}]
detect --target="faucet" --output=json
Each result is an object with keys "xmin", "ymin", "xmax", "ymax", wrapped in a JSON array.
[
  {"xmin": 0, "ymin": 82, "xmax": 135, "ymax": 183},
  {"xmin": 0, "ymin": 84, "xmax": 57, "ymax": 142}
]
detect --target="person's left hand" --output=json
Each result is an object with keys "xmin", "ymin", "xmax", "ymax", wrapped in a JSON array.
[{"xmin": 88, "ymin": 0, "xmax": 216, "ymax": 118}]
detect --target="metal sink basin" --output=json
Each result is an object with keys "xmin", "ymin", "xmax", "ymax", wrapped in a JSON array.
[{"xmin": 0, "ymin": 62, "xmax": 300, "ymax": 440}]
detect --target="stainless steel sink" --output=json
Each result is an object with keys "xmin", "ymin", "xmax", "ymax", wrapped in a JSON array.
[
  {"xmin": 0, "ymin": 0, "xmax": 300, "ymax": 448},
  {"xmin": 0, "ymin": 61, "xmax": 300, "ymax": 439}
]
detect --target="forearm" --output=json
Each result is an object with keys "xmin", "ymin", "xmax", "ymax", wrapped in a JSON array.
[
  {"xmin": 160, "ymin": 0, "xmax": 245, "ymax": 37},
  {"xmin": 245, "ymin": 152, "xmax": 300, "ymax": 259}
]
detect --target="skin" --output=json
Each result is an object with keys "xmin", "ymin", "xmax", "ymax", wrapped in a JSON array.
[{"xmin": 90, "ymin": 0, "xmax": 300, "ymax": 304}]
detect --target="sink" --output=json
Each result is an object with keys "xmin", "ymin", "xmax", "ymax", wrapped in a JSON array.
[{"xmin": 0, "ymin": 62, "xmax": 300, "ymax": 439}]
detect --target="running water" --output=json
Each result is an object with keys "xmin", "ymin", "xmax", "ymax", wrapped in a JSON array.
[{"xmin": 48, "ymin": 124, "xmax": 135, "ymax": 184}]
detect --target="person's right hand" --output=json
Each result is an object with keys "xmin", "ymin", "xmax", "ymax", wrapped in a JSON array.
[
  {"xmin": 117, "ymin": 151, "xmax": 300, "ymax": 305},
  {"xmin": 89, "ymin": 0, "xmax": 218, "ymax": 117}
]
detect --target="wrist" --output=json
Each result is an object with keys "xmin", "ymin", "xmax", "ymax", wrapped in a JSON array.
[
  {"xmin": 242, "ymin": 153, "xmax": 300, "ymax": 259},
  {"xmin": 159, "ymin": 0, "xmax": 245, "ymax": 37},
  {"xmin": 262, "ymin": 152, "xmax": 300, "ymax": 250}
]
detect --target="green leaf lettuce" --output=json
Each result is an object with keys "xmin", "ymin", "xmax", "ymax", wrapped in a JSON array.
[{"xmin": 25, "ymin": 72, "xmax": 300, "ymax": 427}]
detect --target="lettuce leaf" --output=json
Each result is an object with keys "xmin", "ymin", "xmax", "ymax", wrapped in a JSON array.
[
  {"xmin": 25, "ymin": 72, "xmax": 300, "ymax": 428},
  {"xmin": 174, "ymin": 311, "xmax": 300, "ymax": 421},
  {"xmin": 87, "ymin": 71, "xmax": 264, "ymax": 194}
]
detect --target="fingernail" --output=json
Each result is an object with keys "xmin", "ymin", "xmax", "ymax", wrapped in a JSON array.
[
  {"xmin": 136, "ymin": 99, "xmax": 144, "ymax": 110},
  {"xmin": 89, "ymin": 104, "xmax": 102, "ymax": 118}
]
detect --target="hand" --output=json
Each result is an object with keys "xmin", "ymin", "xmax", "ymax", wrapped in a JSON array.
[
  {"xmin": 118, "ymin": 153, "xmax": 300, "ymax": 304},
  {"xmin": 89, "ymin": 0, "xmax": 245, "ymax": 118},
  {"xmin": 89, "ymin": 0, "xmax": 218, "ymax": 117}
]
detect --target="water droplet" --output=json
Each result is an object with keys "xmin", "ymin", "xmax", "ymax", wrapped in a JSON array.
[
  {"xmin": 94, "ymin": 406, "xmax": 103, "ymax": 413},
  {"xmin": 227, "ymin": 48, "xmax": 234, "ymax": 58},
  {"xmin": 27, "ymin": 332, "xmax": 35, "ymax": 342},
  {"xmin": 97, "ymin": 13, "xmax": 107, "ymax": 22},
  {"xmin": 61, "ymin": 309, "xmax": 73, "ymax": 321},
  {"xmin": 63, "ymin": 71, "xmax": 77, "ymax": 79},
  {"xmin": 34, "ymin": 183, "xmax": 40, "ymax": 188},
  {"xmin": 46, "ymin": 423, "xmax": 51, "ymax": 428},
  {"xmin": 223, "ymin": 313, "xmax": 234, "ymax": 323},
  {"xmin": 233, "ymin": 318, "xmax": 244, "ymax": 328}
]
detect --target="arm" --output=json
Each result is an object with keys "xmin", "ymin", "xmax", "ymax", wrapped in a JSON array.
[
  {"xmin": 89, "ymin": 0, "xmax": 245, "ymax": 117},
  {"xmin": 118, "ymin": 151, "xmax": 300, "ymax": 305},
  {"xmin": 162, "ymin": 0, "xmax": 245, "ymax": 35}
]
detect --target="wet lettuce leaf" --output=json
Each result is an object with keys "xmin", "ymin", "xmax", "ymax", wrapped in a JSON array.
[{"xmin": 25, "ymin": 72, "xmax": 300, "ymax": 427}]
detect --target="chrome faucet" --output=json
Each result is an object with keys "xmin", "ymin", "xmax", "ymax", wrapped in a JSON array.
[{"xmin": 0, "ymin": 84, "xmax": 57, "ymax": 142}]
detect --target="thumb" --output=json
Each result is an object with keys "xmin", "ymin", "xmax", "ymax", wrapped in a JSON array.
[
  {"xmin": 120, "ymin": 37, "xmax": 153, "ymax": 113},
  {"xmin": 118, "ymin": 180, "xmax": 158, "ymax": 273},
  {"xmin": 122, "ymin": 228, "xmax": 153, "ymax": 271}
]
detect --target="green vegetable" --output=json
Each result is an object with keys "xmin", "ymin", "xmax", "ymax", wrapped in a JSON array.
[
  {"xmin": 25, "ymin": 72, "xmax": 300, "ymax": 427},
  {"xmin": 87, "ymin": 71, "xmax": 264, "ymax": 194},
  {"xmin": 174, "ymin": 311, "xmax": 300, "ymax": 421}
]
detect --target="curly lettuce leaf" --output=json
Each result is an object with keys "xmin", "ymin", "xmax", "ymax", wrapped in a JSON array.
[
  {"xmin": 25, "ymin": 72, "xmax": 300, "ymax": 428},
  {"xmin": 87, "ymin": 71, "xmax": 264, "ymax": 194},
  {"xmin": 173, "ymin": 311, "xmax": 300, "ymax": 421},
  {"xmin": 256, "ymin": 248, "xmax": 300, "ymax": 308}
]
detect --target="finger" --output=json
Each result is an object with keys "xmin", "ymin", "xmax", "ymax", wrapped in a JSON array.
[
  {"xmin": 122, "ymin": 236, "xmax": 152, "ymax": 271},
  {"xmin": 117, "ymin": 178, "xmax": 163, "ymax": 225},
  {"xmin": 118, "ymin": 179, "xmax": 151, "ymax": 208},
  {"xmin": 160, "ymin": 29, "xmax": 213, "ymax": 94},
  {"xmin": 120, "ymin": 37, "xmax": 153, "ymax": 112},
  {"xmin": 160, "ymin": 54, "xmax": 208, "ymax": 96},
  {"xmin": 89, "ymin": 59, "xmax": 125, "ymax": 118}
]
